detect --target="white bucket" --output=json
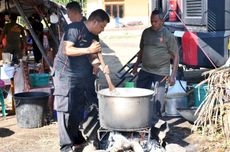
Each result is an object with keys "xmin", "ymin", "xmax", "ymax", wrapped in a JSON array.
[
  {"xmin": 0, "ymin": 66, "xmax": 15, "ymax": 79},
  {"xmin": 2, "ymin": 53, "xmax": 13, "ymax": 64},
  {"xmin": 167, "ymin": 80, "xmax": 187, "ymax": 96}
]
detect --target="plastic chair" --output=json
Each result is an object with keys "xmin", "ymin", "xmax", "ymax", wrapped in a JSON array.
[
  {"xmin": 0, "ymin": 79, "xmax": 6, "ymax": 117},
  {"xmin": 0, "ymin": 89, "xmax": 6, "ymax": 117}
]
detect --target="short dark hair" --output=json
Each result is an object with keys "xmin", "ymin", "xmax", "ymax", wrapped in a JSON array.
[
  {"xmin": 88, "ymin": 9, "xmax": 110, "ymax": 23},
  {"xmin": 66, "ymin": 1, "xmax": 82, "ymax": 13},
  {"xmin": 10, "ymin": 13, "xmax": 18, "ymax": 21},
  {"xmin": 151, "ymin": 10, "xmax": 164, "ymax": 20}
]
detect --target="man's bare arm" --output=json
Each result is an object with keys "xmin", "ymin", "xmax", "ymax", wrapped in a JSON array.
[
  {"xmin": 132, "ymin": 49, "xmax": 143, "ymax": 75},
  {"xmin": 62, "ymin": 41, "xmax": 101, "ymax": 56},
  {"xmin": 169, "ymin": 50, "xmax": 179, "ymax": 85}
]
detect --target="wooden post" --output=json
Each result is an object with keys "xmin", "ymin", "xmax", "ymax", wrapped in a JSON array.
[{"xmin": 10, "ymin": 78, "xmax": 15, "ymax": 114}]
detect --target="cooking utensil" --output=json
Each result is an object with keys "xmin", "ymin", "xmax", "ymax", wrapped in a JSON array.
[
  {"xmin": 97, "ymin": 52, "xmax": 116, "ymax": 92},
  {"xmin": 165, "ymin": 93, "xmax": 188, "ymax": 116},
  {"xmin": 97, "ymin": 88, "xmax": 154, "ymax": 131},
  {"xmin": 177, "ymin": 107, "xmax": 197, "ymax": 124}
]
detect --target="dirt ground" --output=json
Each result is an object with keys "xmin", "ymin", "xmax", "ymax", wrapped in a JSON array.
[{"xmin": 0, "ymin": 26, "xmax": 229, "ymax": 152}]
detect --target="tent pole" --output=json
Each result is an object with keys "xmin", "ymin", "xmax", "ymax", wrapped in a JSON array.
[
  {"xmin": 33, "ymin": 6, "xmax": 60, "ymax": 49},
  {"xmin": 13, "ymin": 0, "xmax": 53, "ymax": 70},
  {"xmin": 43, "ymin": 17, "xmax": 60, "ymax": 48}
]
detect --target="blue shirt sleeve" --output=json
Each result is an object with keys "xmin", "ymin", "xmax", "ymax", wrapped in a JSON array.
[{"xmin": 63, "ymin": 27, "xmax": 79, "ymax": 44}]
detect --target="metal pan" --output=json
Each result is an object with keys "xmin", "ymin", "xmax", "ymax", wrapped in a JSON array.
[{"xmin": 177, "ymin": 107, "xmax": 197, "ymax": 124}]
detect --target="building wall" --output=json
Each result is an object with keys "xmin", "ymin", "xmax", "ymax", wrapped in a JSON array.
[
  {"xmin": 123, "ymin": 0, "xmax": 149, "ymax": 25},
  {"xmin": 86, "ymin": 0, "xmax": 151, "ymax": 27},
  {"xmin": 124, "ymin": 0, "xmax": 148, "ymax": 17},
  {"xmin": 86, "ymin": 0, "xmax": 102, "ymax": 18}
]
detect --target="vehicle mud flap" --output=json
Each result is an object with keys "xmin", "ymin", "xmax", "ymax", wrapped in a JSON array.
[{"xmin": 80, "ymin": 105, "xmax": 100, "ymax": 143}]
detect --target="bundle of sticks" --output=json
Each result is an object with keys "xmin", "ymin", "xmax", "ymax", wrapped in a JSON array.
[{"xmin": 192, "ymin": 67, "xmax": 230, "ymax": 139}]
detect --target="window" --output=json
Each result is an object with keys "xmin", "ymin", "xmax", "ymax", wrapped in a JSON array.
[
  {"xmin": 105, "ymin": 5, "xmax": 111, "ymax": 16},
  {"xmin": 113, "ymin": 5, "xmax": 117, "ymax": 17},
  {"xmin": 105, "ymin": 0, "xmax": 124, "ymax": 2},
  {"xmin": 118, "ymin": 5, "xmax": 124, "ymax": 18},
  {"xmin": 105, "ymin": 4, "xmax": 124, "ymax": 18}
]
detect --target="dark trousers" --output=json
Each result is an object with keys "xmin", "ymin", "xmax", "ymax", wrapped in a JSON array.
[
  {"xmin": 136, "ymin": 70, "xmax": 166, "ymax": 89},
  {"xmin": 136, "ymin": 70, "xmax": 166, "ymax": 116},
  {"xmin": 33, "ymin": 44, "xmax": 42, "ymax": 63},
  {"xmin": 57, "ymin": 112, "xmax": 86, "ymax": 152},
  {"xmin": 54, "ymin": 73, "xmax": 97, "ymax": 152}
]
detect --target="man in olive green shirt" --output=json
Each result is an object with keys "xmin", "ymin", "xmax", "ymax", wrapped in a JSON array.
[
  {"xmin": 133, "ymin": 10, "xmax": 179, "ymax": 117},
  {"xmin": 1, "ymin": 13, "xmax": 25, "ymax": 64}
]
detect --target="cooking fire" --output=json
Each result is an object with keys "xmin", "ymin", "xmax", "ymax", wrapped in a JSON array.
[
  {"xmin": 81, "ymin": 88, "xmax": 172, "ymax": 152},
  {"xmin": 97, "ymin": 122, "xmax": 168, "ymax": 152}
]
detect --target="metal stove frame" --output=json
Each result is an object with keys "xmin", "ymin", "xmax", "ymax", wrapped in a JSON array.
[{"xmin": 97, "ymin": 127, "xmax": 152, "ymax": 151}]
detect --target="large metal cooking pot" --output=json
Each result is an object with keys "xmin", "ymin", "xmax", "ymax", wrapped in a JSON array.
[{"xmin": 97, "ymin": 88, "xmax": 154, "ymax": 131}]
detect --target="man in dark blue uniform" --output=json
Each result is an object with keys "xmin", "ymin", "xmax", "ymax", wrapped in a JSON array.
[
  {"xmin": 65, "ymin": 1, "xmax": 100, "ymax": 107},
  {"xmin": 53, "ymin": 9, "xmax": 110, "ymax": 152}
]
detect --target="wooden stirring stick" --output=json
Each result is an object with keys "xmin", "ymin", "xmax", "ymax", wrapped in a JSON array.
[{"xmin": 97, "ymin": 52, "xmax": 116, "ymax": 91}]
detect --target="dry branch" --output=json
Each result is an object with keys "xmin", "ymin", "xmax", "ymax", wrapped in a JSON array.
[{"xmin": 193, "ymin": 67, "xmax": 230, "ymax": 140}]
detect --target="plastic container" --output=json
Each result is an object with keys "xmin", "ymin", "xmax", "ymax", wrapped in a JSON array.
[
  {"xmin": 29, "ymin": 73, "xmax": 50, "ymax": 87},
  {"xmin": 193, "ymin": 84, "xmax": 207, "ymax": 107},
  {"xmin": 14, "ymin": 92, "xmax": 49, "ymax": 128},
  {"xmin": 167, "ymin": 80, "xmax": 187, "ymax": 96},
  {"xmin": 124, "ymin": 81, "xmax": 135, "ymax": 88}
]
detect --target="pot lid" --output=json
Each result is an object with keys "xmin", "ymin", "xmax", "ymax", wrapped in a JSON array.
[{"xmin": 98, "ymin": 88, "xmax": 154, "ymax": 97}]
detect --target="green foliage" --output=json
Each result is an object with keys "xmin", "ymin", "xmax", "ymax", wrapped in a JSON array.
[
  {"xmin": 52, "ymin": 0, "xmax": 86, "ymax": 6},
  {"xmin": 52, "ymin": 0, "xmax": 87, "ymax": 15}
]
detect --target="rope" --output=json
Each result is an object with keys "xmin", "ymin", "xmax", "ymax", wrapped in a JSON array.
[{"xmin": 164, "ymin": 9, "xmax": 217, "ymax": 68}]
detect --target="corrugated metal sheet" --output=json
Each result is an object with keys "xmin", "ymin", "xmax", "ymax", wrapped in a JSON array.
[{"xmin": 0, "ymin": 0, "xmax": 65, "ymax": 16}]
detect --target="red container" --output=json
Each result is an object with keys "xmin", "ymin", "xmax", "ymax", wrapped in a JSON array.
[{"xmin": 169, "ymin": 0, "xmax": 177, "ymax": 22}]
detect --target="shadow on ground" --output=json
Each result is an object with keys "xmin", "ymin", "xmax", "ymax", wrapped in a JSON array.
[
  {"xmin": 0, "ymin": 128, "xmax": 14, "ymax": 137},
  {"xmin": 163, "ymin": 117, "xmax": 193, "ymax": 147}
]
